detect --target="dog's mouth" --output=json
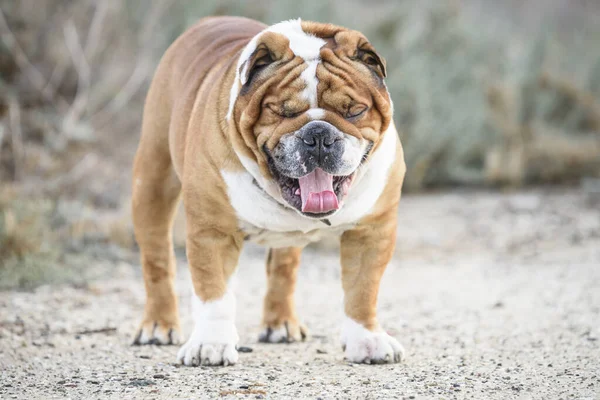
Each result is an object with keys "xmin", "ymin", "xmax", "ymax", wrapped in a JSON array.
[
  {"xmin": 263, "ymin": 148, "xmax": 354, "ymax": 218},
  {"xmin": 276, "ymin": 168, "xmax": 355, "ymax": 218}
]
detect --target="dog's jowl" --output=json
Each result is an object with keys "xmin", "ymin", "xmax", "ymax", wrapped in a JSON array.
[{"xmin": 131, "ymin": 17, "xmax": 406, "ymax": 366}]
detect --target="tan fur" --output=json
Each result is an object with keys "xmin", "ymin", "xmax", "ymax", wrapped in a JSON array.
[
  {"xmin": 132, "ymin": 17, "xmax": 265, "ymax": 342},
  {"xmin": 261, "ymin": 247, "xmax": 307, "ymax": 342},
  {"xmin": 132, "ymin": 16, "xmax": 406, "ymax": 347},
  {"xmin": 341, "ymin": 143, "xmax": 405, "ymax": 330}
]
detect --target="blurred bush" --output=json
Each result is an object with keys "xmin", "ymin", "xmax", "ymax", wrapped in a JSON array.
[{"xmin": 1, "ymin": 0, "xmax": 599, "ymax": 286}]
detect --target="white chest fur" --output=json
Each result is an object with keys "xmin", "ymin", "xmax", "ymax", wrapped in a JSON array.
[
  {"xmin": 239, "ymin": 220, "xmax": 354, "ymax": 248},
  {"xmin": 221, "ymin": 125, "xmax": 398, "ymax": 248}
]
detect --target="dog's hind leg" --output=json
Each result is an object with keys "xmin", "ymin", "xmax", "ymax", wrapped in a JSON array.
[
  {"xmin": 259, "ymin": 247, "xmax": 307, "ymax": 343},
  {"xmin": 131, "ymin": 83, "xmax": 182, "ymax": 345}
]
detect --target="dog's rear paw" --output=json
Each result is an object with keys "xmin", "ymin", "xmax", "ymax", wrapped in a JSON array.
[
  {"xmin": 133, "ymin": 320, "xmax": 181, "ymax": 345},
  {"xmin": 177, "ymin": 342, "xmax": 238, "ymax": 367},
  {"xmin": 258, "ymin": 320, "xmax": 307, "ymax": 343},
  {"xmin": 341, "ymin": 318, "xmax": 404, "ymax": 364}
]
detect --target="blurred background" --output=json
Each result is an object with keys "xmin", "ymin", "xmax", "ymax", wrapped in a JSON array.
[{"xmin": 1, "ymin": 0, "xmax": 599, "ymax": 288}]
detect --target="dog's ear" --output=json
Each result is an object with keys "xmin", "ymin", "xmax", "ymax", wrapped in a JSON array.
[
  {"xmin": 239, "ymin": 32, "xmax": 290, "ymax": 86},
  {"xmin": 239, "ymin": 43, "xmax": 274, "ymax": 86},
  {"xmin": 356, "ymin": 42, "xmax": 387, "ymax": 79}
]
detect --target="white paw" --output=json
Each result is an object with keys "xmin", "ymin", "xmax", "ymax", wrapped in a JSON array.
[
  {"xmin": 177, "ymin": 288, "xmax": 239, "ymax": 367},
  {"xmin": 177, "ymin": 341, "xmax": 238, "ymax": 366},
  {"xmin": 341, "ymin": 317, "xmax": 404, "ymax": 364}
]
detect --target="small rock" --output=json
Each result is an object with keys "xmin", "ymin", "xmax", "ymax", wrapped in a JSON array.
[
  {"xmin": 583, "ymin": 330, "xmax": 598, "ymax": 341},
  {"xmin": 128, "ymin": 379, "xmax": 154, "ymax": 387},
  {"xmin": 153, "ymin": 374, "xmax": 166, "ymax": 379},
  {"xmin": 316, "ymin": 349, "xmax": 327, "ymax": 354},
  {"xmin": 238, "ymin": 346, "xmax": 253, "ymax": 353}
]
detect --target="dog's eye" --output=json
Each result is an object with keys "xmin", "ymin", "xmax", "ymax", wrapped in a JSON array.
[
  {"xmin": 266, "ymin": 103, "xmax": 303, "ymax": 119},
  {"xmin": 345, "ymin": 104, "xmax": 368, "ymax": 121},
  {"xmin": 282, "ymin": 110, "xmax": 302, "ymax": 118}
]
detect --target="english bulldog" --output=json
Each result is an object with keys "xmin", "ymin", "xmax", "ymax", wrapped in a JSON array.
[{"xmin": 131, "ymin": 16, "xmax": 406, "ymax": 366}]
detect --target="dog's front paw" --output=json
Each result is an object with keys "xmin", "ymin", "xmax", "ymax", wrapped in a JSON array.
[
  {"xmin": 177, "ymin": 341, "xmax": 238, "ymax": 366},
  {"xmin": 341, "ymin": 317, "xmax": 404, "ymax": 364},
  {"xmin": 258, "ymin": 320, "xmax": 307, "ymax": 343},
  {"xmin": 177, "ymin": 289, "xmax": 239, "ymax": 366},
  {"xmin": 176, "ymin": 318, "xmax": 239, "ymax": 367}
]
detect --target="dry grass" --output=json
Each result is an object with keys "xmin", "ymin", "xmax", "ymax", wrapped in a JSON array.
[{"xmin": 0, "ymin": 186, "xmax": 59, "ymax": 289}]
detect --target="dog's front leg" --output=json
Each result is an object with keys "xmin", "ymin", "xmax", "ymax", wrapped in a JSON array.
[
  {"xmin": 340, "ymin": 211, "xmax": 405, "ymax": 364},
  {"xmin": 176, "ymin": 203, "xmax": 245, "ymax": 367}
]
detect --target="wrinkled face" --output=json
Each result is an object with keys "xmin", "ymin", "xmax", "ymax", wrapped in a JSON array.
[{"xmin": 228, "ymin": 19, "xmax": 392, "ymax": 219}]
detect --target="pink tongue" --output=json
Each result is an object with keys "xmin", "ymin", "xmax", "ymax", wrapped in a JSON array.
[{"xmin": 298, "ymin": 168, "xmax": 339, "ymax": 213}]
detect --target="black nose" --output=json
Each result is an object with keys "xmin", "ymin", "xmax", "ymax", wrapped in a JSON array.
[
  {"xmin": 295, "ymin": 121, "xmax": 344, "ymax": 170},
  {"xmin": 297, "ymin": 122, "xmax": 340, "ymax": 149}
]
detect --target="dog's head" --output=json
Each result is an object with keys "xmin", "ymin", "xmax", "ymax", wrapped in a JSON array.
[{"xmin": 227, "ymin": 19, "xmax": 393, "ymax": 219}]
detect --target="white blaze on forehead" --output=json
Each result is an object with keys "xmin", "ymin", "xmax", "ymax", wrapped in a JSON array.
[
  {"xmin": 306, "ymin": 108, "xmax": 325, "ymax": 120},
  {"xmin": 300, "ymin": 60, "xmax": 319, "ymax": 107},
  {"xmin": 268, "ymin": 19, "xmax": 325, "ymax": 60},
  {"xmin": 227, "ymin": 18, "xmax": 325, "ymax": 120}
]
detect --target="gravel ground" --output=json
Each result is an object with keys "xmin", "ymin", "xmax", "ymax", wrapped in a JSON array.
[{"xmin": 1, "ymin": 189, "xmax": 599, "ymax": 399}]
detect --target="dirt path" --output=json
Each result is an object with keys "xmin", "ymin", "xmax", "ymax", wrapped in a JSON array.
[{"xmin": 1, "ymin": 189, "xmax": 599, "ymax": 399}]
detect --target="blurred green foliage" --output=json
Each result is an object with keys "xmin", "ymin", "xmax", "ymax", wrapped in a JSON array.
[{"xmin": 2, "ymin": 0, "xmax": 599, "ymax": 190}]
